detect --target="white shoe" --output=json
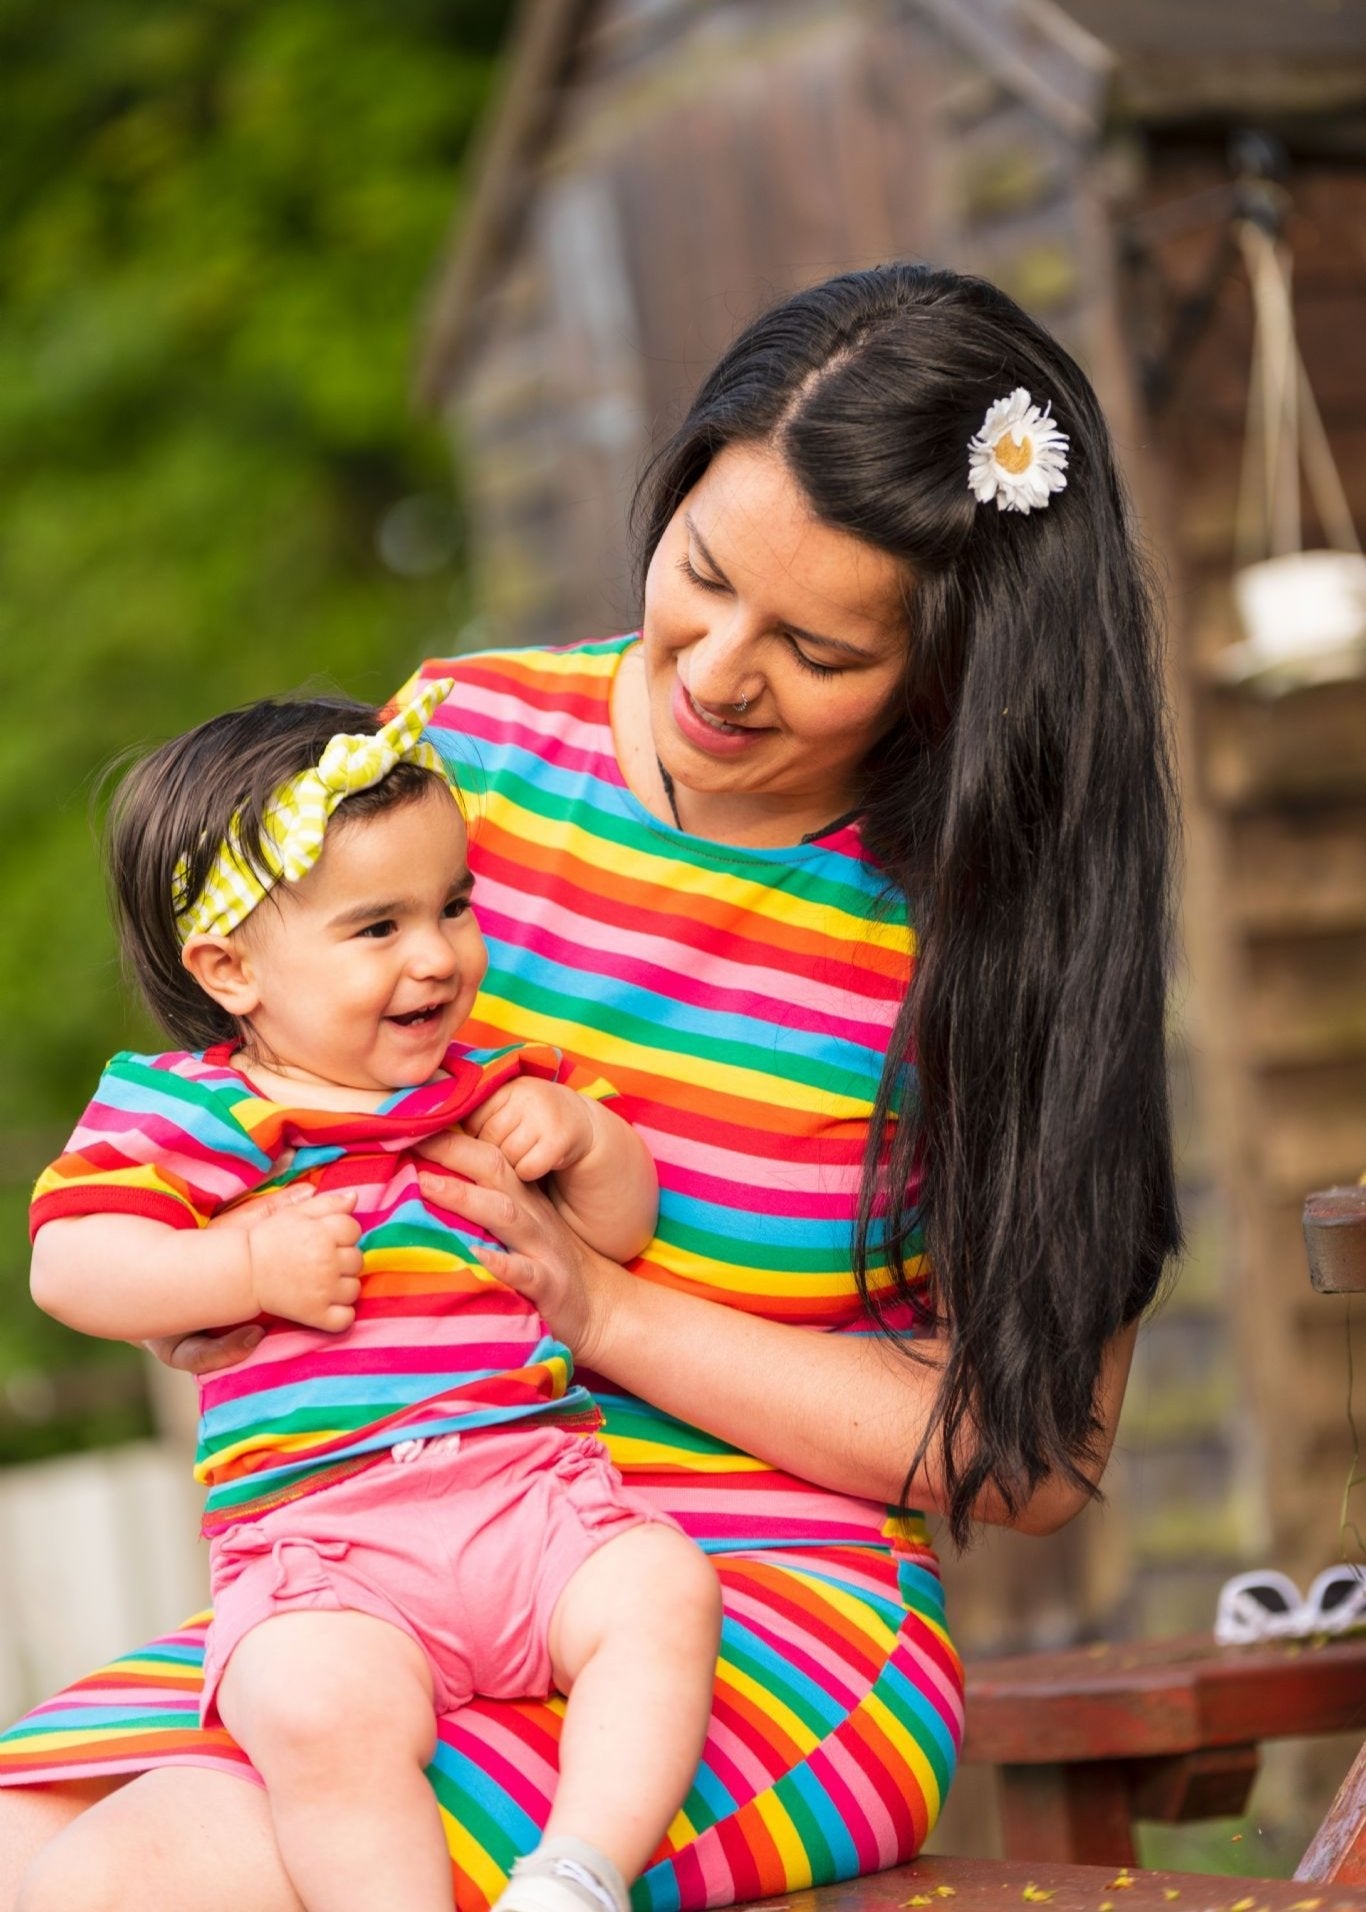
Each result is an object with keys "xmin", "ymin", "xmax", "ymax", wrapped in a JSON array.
[{"xmin": 491, "ymin": 1839, "xmax": 630, "ymax": 1912}]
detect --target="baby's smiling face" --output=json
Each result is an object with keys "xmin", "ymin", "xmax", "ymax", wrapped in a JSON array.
[{"xmin": 225, "ymin": 781, "xmax": 486, "ymax": 1094}]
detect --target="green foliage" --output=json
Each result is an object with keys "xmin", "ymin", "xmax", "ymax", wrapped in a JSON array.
[{"xmin": 0, "ymin": 0, "xmax": 514, "ymax": 1456}]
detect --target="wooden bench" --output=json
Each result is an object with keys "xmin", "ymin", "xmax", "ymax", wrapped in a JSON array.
[
  {"xmin": 728, "ymin": 1740, "xmax": 1366, "ymax": 1911},
  {"xmin": 758, "ymin": 1841, "xmax": 1366, "ymax": 1911},
  {"xmin": 734, "ymin": 1193, "xmax": 1366, "ymax": 1909},
  {"xmin": 951, "ymin": 1182, "xmax": 1366, "ymax": 1886},
  {"xmin": 960, "ymin": 1631, "xmax": 1366, "ymax": 1868}
]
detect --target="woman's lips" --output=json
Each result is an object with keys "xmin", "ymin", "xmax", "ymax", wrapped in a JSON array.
[{"xmin": 670, "ymin": 678, "xmax": 764, "ymax": 758}]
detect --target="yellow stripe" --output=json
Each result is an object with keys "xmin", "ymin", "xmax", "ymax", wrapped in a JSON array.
[
  {"xmin": 439, "ymin": 1806, "xmax": 510, "ymax": 1900},
  {"xmin": 779, "ymin": 1568, "xmax": 900, "ymax": 1656},
  {"xmin": 722, "ymin": 1660, "xmax": 821, "ymax": 1758},
  {"xmin": 752, "ymin": 1789, "xmax": 815, "ymax": 1886},
  {"xmin": 0, "ymin": 1723, "xmax": 199, "ymax": 1753},
  {"xmin": 605, "ymin": 1434, "xmax": 768, "ymax": 1472},
  {"xmin": 481, "ymin": 788, "xmax": 913, "ymax": 957},
  {"xmin": 863, "ymin": 1687, "xmax": 943, "ymax": 1819},
  {"xmin": 918, "ymin": 1610, "xmax": 959, "ymax": 1670},
  {"xmin": 647, "ymin": 1238, "xmax": 857, "ymax": 1299},
  {"xmin": 881, "ymin": 1509, "xmax": 933, "ymax": 1548},
  {"xmin": 643, "ymin": 1239, "xmax": 924, "ymax": 1302},
  {"xmin": 475, "ymin": 990, "xmax": 870, "ymax": 1119},
  {"xmin": 660, "ymin": 1804, "xmax": 702, "ymax": 1850}
]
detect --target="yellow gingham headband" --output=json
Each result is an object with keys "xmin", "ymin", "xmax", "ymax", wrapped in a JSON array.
[{"xmin": 174, "ymin": 677, "xmax": 455, "ymax": 941}]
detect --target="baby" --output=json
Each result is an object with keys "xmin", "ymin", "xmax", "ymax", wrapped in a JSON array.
[{"xmin": 30, "ymin": 682, "xmax": 721, "ymax": 1912}]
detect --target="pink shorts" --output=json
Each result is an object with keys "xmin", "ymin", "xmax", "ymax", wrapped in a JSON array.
[{"xmin": 201, "ymin": 1423, "xmax": 678, "ymax": 1724}]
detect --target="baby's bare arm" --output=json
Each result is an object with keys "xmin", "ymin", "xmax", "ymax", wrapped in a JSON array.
[
  {"xmin": 32, "ymin": 1192, "xmax": 363, "ymax": 1341},
  {"xmin": 465, "ymin": 1079, "xmax": 658, "ymax": 1262}
]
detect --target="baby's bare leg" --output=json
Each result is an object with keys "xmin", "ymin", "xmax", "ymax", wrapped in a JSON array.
[
  {"xmin": 547, "ymin": 1524, "xmax": 721, "ymax": 1878},
  {"xmin": 216, "ymin": 1610, "xmax": 451, "ymax": 1912}
]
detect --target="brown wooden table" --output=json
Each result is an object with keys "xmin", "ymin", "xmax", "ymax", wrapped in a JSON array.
[
  {"xmin": 751, "ymin": 1853, "xmax": 1366, "ymax": 1911},
  {"xmin": 961, "ymin": 1632, "xmax": 1366, "ymax": 1867}
]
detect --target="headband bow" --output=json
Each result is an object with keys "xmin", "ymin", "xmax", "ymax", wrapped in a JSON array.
[{"xmin": 175, "ymin": 677, "xmax": 455, "ymax": 941}]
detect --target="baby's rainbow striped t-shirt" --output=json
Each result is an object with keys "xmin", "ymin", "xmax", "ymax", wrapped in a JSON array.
[{"xmin": 31, "ymin": 1041, "xmax": 607, "ymax": 1533}]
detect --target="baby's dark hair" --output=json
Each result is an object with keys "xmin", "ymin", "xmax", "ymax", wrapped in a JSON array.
[{"xmin": 108, "ymin": 695, "xmax": 452, "ymax": 1050}]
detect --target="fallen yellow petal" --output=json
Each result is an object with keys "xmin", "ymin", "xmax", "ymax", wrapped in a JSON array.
[
  {"xmin": 1163, "ymin": 1894, "xmax": 1180, "ymax": 1903},
  {"xmin": 1022, "ymin": 1889, "xmax": 1055, "ymax": 1903},
  {"xmin": 1290, "ymin": 1900, "xmax": 1323, "ymax": 1909},
  {"xmin": 1231, "ymin": 1899, "xmax": 1256, "ymax": 1911},
  {"xmin": 1109, "ymin": 1878, "xmax": 1135, "ymax": 1892},
  {"xmin": 902, "ymin": 1897, "xmax": 932, "ymax": 1906}
]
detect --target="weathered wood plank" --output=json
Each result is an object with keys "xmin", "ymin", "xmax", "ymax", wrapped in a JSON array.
[
  {"xmin": 740, "ymin": 1852, "xmax": 1366, "ymax": 1912},
  {"xmin": 1298, "ymin": 1740, "xmax": 1366, "ymax": 1886},
  {"xmin": 962, "ymin": 1634, "xmax": 1366, "ymax": 1768}
]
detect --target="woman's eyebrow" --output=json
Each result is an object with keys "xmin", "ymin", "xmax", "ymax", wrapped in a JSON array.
[{"xmin": 685, "ymin": 514, "xmax": 879, "ymax": 662}]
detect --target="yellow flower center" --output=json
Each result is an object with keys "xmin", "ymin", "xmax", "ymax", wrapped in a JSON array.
[{"xmin": 994, "ymin": 431, "xmax": 1032, "ymax": 474}]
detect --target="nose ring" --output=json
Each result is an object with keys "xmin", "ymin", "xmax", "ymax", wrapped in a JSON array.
[{"xmin": 732, "ymin": 695, "xmax": 749, "ymax": 716}]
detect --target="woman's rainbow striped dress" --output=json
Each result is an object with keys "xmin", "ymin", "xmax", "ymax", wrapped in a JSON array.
[{"xmin": 0, "ymin": 637, "xmax": 963, "ymax": 1908}]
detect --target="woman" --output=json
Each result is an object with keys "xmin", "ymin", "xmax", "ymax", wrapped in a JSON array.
[{"xmin": 1, "ymin": 263, "xmax": 1178, "ymax": 1911}]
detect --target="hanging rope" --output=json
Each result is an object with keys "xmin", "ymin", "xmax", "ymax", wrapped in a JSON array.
[{"xmin": 1235, "ymin": 218, "xmax": 1362, "ymax": 563}]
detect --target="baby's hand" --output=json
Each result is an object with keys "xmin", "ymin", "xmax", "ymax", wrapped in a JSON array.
[
  {"xmin": 245, "ymin": 1191, "xmax": 364, "ymax": 1332},
  {"xmin": 463, "ymin": 1078, "xmax": 596, "ymax": 1183}
]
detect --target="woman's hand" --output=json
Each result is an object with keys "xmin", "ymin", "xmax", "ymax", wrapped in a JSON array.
[
  {"xmin": 144, "ymin": 1181, "xmax": 358, "ymax": 1375},
  {"xmin": 416, "ymin": 1131, "xmax": 629, "ymax": 1361}
]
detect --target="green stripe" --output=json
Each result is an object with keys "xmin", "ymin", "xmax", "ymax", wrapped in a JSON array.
[
  {"xmin": 482, "ymin": 970, "xmax": 881, "ymax": 1103},
  {"xmin": 720, "ymin": 1630, "xmax": 834, "ymax": 1740},
  {"xmin": 427, "ymin": 1750, "xmax": 523, "ymax": 1873},
  {"xmin": 3, "ymin": 1711, "xmax": 194, "ymax": 1741},
  {"xmin": 479, "ymin": 764, "xmax": 902, "ymax": 923},
  {"xmin": 597, "ymin": 1396, "xmax": 749, "ymax": 1458},
  {"xmin": 109, "ymin": 1051, "xmax": 252, "ymax": 1124},
  {"xmin": 654, "ymin": 1215, "xmax": 854, "ymax": 1275},
  {"xmin": 772, "ymin": 1766, "xmax": 837, "ymax": 1881}
]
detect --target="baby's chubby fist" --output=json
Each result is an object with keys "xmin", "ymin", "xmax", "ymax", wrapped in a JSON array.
[
  {"xmin": 245, "ymin": 1189, "xmax": 364, "ymax": 1333},
  {"xmin": 463, "ymin": 1078, "xmax": 597, "ymax": 1184}
]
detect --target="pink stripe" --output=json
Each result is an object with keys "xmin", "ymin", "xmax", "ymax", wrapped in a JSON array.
[
  {"xmin": 451, "ymin": 1708, "xmax": 560, "ymax": 1802},
  {"xmin": 69, "ymin": 1112, "xmax": 252, "ymax": 1205},
  {"xmin": 202, "ymin": 1332, "xmax": 554, "ymax": 1405},
  {"xmin": 806, "ymin": 1736, "xmax": 891, "ymax": 1870},
  {"xmin": 651, "ymin": 1157, "xmax": 855, "ymax": 1221},
  {"xmin": 698, "ymin": 1712, "xmax": 778, "ymax": 1801},
  {"xmin": 435, "ymin": 688, "xmax": 613, "ymax": 776},
  {"xmin": 691, "ymin": 1821, "xmax": 747, "ymax": 1907},
  {"xmin": 474, "ymin": 875, "xmax": 902, "ymax": 1030},
  {"xmin": 442, "ymin": 1712, "xmax": 555, "ymax": 1824},
  {"xmin": 723, "ymin": 1586, "xmax": 873, "ymax": 1709},
  {"xmin": 634, "ymin": 1123, "xmax": 860, "ymax": 1198},
  {"xmin": 654, "ymin": 1480, "xmax": 885, "ymax": 1533},
  {"xmin": 890, "ymin": 1629, "xmax": 966, "ymax": 1735}
]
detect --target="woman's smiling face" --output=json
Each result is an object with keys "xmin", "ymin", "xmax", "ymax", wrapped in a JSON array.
[{"xmin": 641, "ymin": 442, "xmax": 909, "ymax": 841}]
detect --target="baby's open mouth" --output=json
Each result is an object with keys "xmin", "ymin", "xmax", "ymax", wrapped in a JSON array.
[{"xmin": 388, "ymin": 1005, "xmax": 443, "ymax": 1028}]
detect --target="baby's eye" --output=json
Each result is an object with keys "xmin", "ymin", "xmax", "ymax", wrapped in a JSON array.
[
  {"xmin": 357, "ymin": 919, "xmax": 397, "ymax": 940},
  {"xmin": 443, "ymin": 896, "xmax": 472, "ymax": 919}
]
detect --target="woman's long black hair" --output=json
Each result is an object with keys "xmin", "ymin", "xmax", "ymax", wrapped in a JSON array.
[{"xmin": 632, "ymin": 264, "xmax": 1181, "ymax": 1546}]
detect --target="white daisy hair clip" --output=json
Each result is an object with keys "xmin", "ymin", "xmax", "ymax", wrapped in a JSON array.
[{"xmin": 967, "ymin": 387, "xmax": 1069, "ymax": 513}]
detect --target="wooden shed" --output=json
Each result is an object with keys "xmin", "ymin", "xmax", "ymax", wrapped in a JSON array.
[{"xmin": 417, "ymin": 0, "xmax": 1366, "ymax": 1655}]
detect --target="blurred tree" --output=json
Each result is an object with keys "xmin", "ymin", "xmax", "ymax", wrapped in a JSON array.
[{"xmin": 0, "ymin": 0, "xmax": 515, "ymax": 1457}]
